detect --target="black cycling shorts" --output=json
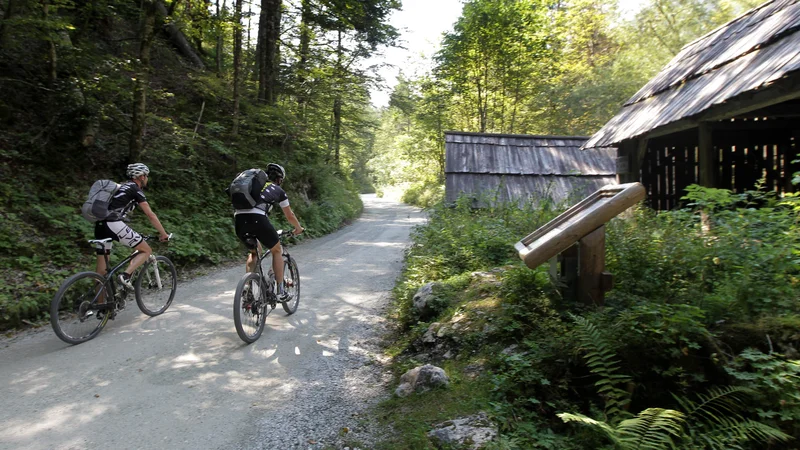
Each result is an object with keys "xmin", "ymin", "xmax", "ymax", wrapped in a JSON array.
[{"xmin": 235, "ymin": 213, "xmax": 279, "ymax": 251}]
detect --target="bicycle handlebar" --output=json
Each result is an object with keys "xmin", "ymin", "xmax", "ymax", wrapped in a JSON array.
[
  {"xmin": 276, "ymin": 229, "xmax": 304, "ymax": 239},
  {"xmin": 142, "ymin": 233, "xmax": 174, "ymax": 242}
]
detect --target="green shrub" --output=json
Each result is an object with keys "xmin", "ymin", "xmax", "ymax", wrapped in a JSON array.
[
  {"xmin": 387, "ymin": 182, "xmax": 800, "ymax": 448},
  {"xmin": 725, "ymin": 348, "xmax": 800, "ymax": 436},
  {"xmin": 606, "ymin": 187, "xmax": 800, "ymax": 324},
  {"xmin": 401, "ymin": 179, "xmax": 444, "ymax": 207},
  {"xmin": 391, "ymin": 195, "xmax": 561, "ymax": 329}
]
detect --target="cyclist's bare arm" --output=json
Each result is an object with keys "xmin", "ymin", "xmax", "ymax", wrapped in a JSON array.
[
  {"xmin": 139, "ymin": 202, "xmax": 170, "ymax": 241},
  {"xmin": 281, "ymin": 205, "xmax": 303, "ymax": 235}
]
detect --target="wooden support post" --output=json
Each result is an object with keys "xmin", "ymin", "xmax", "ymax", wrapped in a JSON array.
[
  {"xmin": 615, "ymin": 139, "xmax": 647, "ymax": 185},
  {"xmin": 698, "ymin": 122, "xmax": 715, "ymax": 231},
  {"xmin": 634, "ymin": 138, "xmax": 648, "ymax": 183},
  {"xmin": 579, "ymin": 225, "xmax": 606, "ymax": 306},
  {"xmin": 698, "ymin": 122, "xmax": 716, "ymax": 187},
  {"xmin": 616, "ymin": 141, "xmax": 632, "ymax": 184},
  {"xmin": 561, "ymin": 244, "xmax": 579, "ymax": 301}
]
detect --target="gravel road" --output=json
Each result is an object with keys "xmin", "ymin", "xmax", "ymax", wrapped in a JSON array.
[{"xmin": 0, "ymin": 194, "xmax": 424, "ymax": 450}]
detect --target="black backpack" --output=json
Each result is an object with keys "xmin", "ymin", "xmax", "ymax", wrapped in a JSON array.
[{"xmin": 226, "ymin": 169, "xmax": 268, "ymax": 209}]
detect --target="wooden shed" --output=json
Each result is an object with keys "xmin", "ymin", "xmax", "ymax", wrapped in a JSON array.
[
  {"xmin": 445, "ymin": 131, "xmax": 617, "ymax": 206},
  {"xmin": 583, "ymin": 0, "xmax": 800, "ymax": 210}
]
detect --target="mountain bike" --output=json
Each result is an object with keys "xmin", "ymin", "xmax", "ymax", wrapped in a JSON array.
[
  {"xmin": 50, "ymin": 234, "xmax": 177, "ymax": 345},
  {"xmin": 233, "ymin": 230, "xmax": 300, "ymax": 343}
]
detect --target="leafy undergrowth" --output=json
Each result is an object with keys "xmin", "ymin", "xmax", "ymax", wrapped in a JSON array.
[
  {"xmin": 0, "ymin": 12, "xmax": 365, "ymax": 330},
  {"xmin": 376, "ymin": 187, "xmax": 800, "ymax": 449},
  {"xmin": 376, "ymin": 272, "xmax": 507, "ymax": 449}
]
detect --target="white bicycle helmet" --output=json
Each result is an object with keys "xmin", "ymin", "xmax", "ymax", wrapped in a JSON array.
[
  {"xmin": 267, "ymin": 163, "xmax": 286, "ymax": 180},
  {"xmin": 127, "ymin": 163, "xmax": 150, "ymax": 179}
]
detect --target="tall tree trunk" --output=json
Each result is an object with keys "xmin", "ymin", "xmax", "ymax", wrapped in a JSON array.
[
  {"xmin": 41, "ymin": 0, "xmax": 57, "ymax": 85},
  {"xmin": 215, "ymin": 0, "xmax": 225, "ymax": 76},
  {"xmin": 435, "ymin": 111, "xmax": 445, "ymax": 180},
  {"xmin": 192, "ymin": 0, "xmax": 211, "ymax": 56},
  {"xmin": 296, "ymin": 0, "xmax": 312, "ymax": 114},
  {"xmin": 510, "ymin": 78, "xmax": 522, "ymax": 134},
  {"xmin": 257, "ymin": 0, "xmax": 280, "ymax": 104},
  {"xmin": 246, "ymin": 1, "xmax": 253, "ymax": 79},
  {"xmin": 129, "ymin": 0, "xmax": 157, "ymax": 163},
  {"xmin": 332, "ymin": 96, "xmax": 341, "ymax": 167},
  {"xmin": 482, "ymin": 61, "xmax": 489, "ymax": 133},
  {"xmin": 231, "ymin": 0, "xmax": 242, "ymax": 136},
  {"xmin": 476, "ymin": 75, "xmax": 485, "ymax": 133},
  {"xmin": 154, "ymin": 1, "xmax": 205, "ymax": 69},
  {"xmin": 332, "ymin": 30, "xmax": 343, "ymax": 168},
  {"xmin": 0, "ymin": 0, "xmax": 19, "ymax": 49},
  {"xmin": 255, "ymin": 5, "xmax": 265, "ymax": 95}
]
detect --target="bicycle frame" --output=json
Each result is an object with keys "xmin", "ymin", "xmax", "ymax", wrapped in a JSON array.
[
  {"xmin": 249, "ymin": 242, "xmax": 277, "ymax": 308},
  {"xmin": 90, "ymin": 237, "xmax": 165, "ymax": 312},
  {"xmin": 244, "ymin": 231, "xmax": 292, "ymax": 307}
]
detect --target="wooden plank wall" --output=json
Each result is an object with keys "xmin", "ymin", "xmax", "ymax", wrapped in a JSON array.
[{"xmin": 640, "ymin": 128, "xmax": 799, "ymax": 210}]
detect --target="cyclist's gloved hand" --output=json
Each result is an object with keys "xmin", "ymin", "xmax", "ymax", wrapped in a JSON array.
[
  {"xmin": 293, "ymin": 227, "xmax": 304, "ymax": 236},
  {"xmin": 159, "ymin": 233, "xmax": 170, "ymax": 242}
]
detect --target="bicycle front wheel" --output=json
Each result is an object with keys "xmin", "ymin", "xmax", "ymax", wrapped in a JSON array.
[
  {"xmin": 233, "ymin": 272, "xmax": 268, "ymax": 343},
  {"xmin": 281, "ymin": 256, "xmax": 300, "ymax": 315},
  {"xmin": 51, "ymin": 272, "xmax": 110, "ymax": 345},
  {"xmin": 135, "ymin": 255, "xmax": 177, "ymax": 316}
]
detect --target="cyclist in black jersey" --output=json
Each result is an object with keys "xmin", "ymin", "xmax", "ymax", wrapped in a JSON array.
[
  {"xmin": 94, "ymin": 163, "xmax": 170, "ymax": 289},
  {"xmin": 234, "ymin": 163, "xmax": 303, "ymax": 300}
]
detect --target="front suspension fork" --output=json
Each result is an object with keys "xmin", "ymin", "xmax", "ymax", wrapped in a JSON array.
[{"xmin": 148, "ymin": 254, "xmax": 163, "ymax": 290}]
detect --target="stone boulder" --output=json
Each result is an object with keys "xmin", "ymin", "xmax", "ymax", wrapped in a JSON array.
[
  {"xmin": 412, "ymin": 282, "xmax": 443, "ymax": 319},
  {"xmin": 395, "ymin": 364, "xmax": 449, "ymax": 398},
  {"xmin": 427, "ymin": 412, "xmax": 497, "ymax": 449}
]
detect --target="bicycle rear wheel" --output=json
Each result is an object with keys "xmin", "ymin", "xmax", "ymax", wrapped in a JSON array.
[
  {"xmin": 281, "ymin": 256, "xmax": 300, "ymax": 315},
  {"xmin": 50, "ymin": 272, "xmax": 110, "ymax": 345},
  {"xmin": 233, "ymin": 272, "xmax": 268, "ymax": 343},
  {"xmin": 135, "ymin": 255, "xmax": 177, "ymax": 316}
]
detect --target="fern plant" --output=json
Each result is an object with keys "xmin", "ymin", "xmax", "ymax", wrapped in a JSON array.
[
  {"xmin": 558, "ymin": 408, "xmax": 685, "ymax": 449},
  {"xmin": 673, "ymin": 386, "xmax": 792, "ymax": 449},
  {"xmin": 558, "ymin": 387, "xmax": 792, "ymax": 449},
  {"xmin": 571, "ymin": 314, "xmax": 632, "ymax": 422}
]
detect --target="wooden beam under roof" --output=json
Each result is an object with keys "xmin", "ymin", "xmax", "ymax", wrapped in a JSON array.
[{"xmin": 640, "ymin": 74, "xmax": 800, "ymax": 141}]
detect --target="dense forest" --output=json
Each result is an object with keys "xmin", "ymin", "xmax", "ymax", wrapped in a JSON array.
[
  {"xmin": 369, "ymin": 1, "xmax": 799, "ymax": 448},
  {"xmin": 0, "ymin": 0, "xmax": 399, "ymax": 327},
  {"xmin": 2, "ymin": 0, "xmax": 799, "ymax": 448},
  {"xmin": 0, "ymin": 0, "xmax": 765, "ymax": 328},
  {"xmin": 372, "ymin": 0, "xmax": 764, "ymax": 205}
]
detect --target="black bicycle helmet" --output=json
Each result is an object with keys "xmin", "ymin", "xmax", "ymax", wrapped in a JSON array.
[{"xmin": 267, "ymin": 163, "xmax": 286, "ymax": 181}]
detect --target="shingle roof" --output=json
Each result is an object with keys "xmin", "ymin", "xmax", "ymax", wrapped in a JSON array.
[
  {"xmin": 445, "ymin": 131, "xmax": 616, "ymax": 175},
  {"xmin": 583, "ymin": 0, "xmax": 800, "ymax": 149}
]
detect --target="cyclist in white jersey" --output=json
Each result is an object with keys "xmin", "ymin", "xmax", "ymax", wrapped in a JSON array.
[{"xmin": 94, "ymin": 163, "xmax": 170, "ymax": 289}]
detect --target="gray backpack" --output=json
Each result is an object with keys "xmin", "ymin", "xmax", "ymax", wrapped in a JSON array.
[
  {"xmin": 227, "ymin": 169, "xmax": 268, "ymax": 209},
  {"xmin": 81, "ymin": 180, "xmax": 120, "ymax": 222}
]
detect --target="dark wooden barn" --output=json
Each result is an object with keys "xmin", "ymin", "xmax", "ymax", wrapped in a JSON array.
[
  {"xmin": 582, "ymin": 0, "xmax": 800, "ymax": 210},
  {"xmin": 445, "ymin": 131, "xmax": 617, "ymax": 206}
]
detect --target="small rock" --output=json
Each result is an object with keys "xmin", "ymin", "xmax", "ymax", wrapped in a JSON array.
[
  {"xmin": 422, "ymin": 323, "xmax": 441, "ymax": 343},
  {"xmin": 395, "ymin": 364, "xmax": 449, "ymax": 397},
  {"xmin": 501, "ymin": 344, "xmax": 518, "ymax": 355},
  {"xmin": 427, "ymin": 412, "xmax": 497, "ymax": 449},
  {"xmin": 412, "ymin": 282, "xmax": 442, "ymax": 319}
]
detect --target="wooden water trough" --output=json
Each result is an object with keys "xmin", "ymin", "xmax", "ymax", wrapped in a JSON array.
[{"xmin": 514, "ymin": 182, "xmax": 646, "ymax": 306}]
